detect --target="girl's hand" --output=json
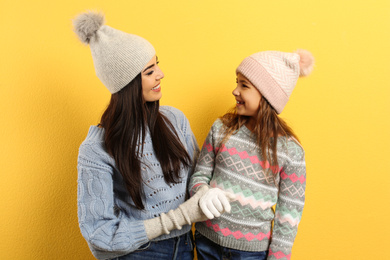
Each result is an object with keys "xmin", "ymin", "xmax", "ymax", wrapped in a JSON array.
[{"xmin": 199, "ymin": 187, "xmax": 236, "ymax": 219}]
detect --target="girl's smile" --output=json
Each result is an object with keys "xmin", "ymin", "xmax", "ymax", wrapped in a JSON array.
[
  {"xmin": 233, "ymin": 73, "xmax": 261, "ymax": 118},
  {"xmin": 236, "ymin": 98, "xmax": 245, "ymax": 106}
]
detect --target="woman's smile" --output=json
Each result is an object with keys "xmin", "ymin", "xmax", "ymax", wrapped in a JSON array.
[{"xmin": 152, "ymin": 84, "xmax": 161, "ymax": 92}]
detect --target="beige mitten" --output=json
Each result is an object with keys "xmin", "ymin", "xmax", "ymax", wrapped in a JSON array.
[{"xmin": 143, "ymin": 185, "xmax": 210, "ymax": 240}]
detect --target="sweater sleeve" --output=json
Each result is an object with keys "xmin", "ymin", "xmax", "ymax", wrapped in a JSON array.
[
  {"xmin": 77, "ymin": 143, "xmax": 149, "ymax": 260},
  {"xmin": 268, "ymin": 141, "xmax": 306, "ymax": 260},
  {"xmin": 189, "ymin": 120, "xmax": 219, "ymax": 196},
  {"xmin": 183, "ymin": 117, "xmax": 200, "ymax": 184}
]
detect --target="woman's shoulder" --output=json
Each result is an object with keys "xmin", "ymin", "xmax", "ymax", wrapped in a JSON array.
[
  {"xmin": 159, "ymin": 105, "xmax": 189, "ymax": 131},
  {"xmin": 80, "ymin": 125, "xmax": 105, "ymax": 145},
  {"xmin": 160, "ymin": 105, "xmax": 185, "ymax": 119},
  {"xmin": 78, "ymin": 126, "xmax": 111, "ymax": 163}
]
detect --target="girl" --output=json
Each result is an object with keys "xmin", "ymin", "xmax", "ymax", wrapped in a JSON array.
[
  {"xmin": 189, "ymin": 50, "xmax": 314, "ymax": 260},
  {"xmin": 73, "ymin": 12, "xmax": 229, "ymax": 260}
]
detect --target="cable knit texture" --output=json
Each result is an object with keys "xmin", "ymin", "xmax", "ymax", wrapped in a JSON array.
[
  {"xmin": 77, "ymin": 106, "xmax": 199, "ymax": 260},
  {"xmin": 189, "ymin": 119, "xmax": 306, "ymax": 260}
]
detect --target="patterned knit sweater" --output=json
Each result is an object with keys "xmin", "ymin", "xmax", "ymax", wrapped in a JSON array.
[
  {"xmin": 189, "ymin": 119, "xmax": 306, "ymax": 260},
  {"xmin": 77, "ymin": 106, "xmax": 198, "ymax": 260}
]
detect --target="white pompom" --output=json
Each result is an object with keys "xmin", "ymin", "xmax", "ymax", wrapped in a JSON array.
[
  {"xmin": 295, "ymin": 49, "xmax": 314, "ymax": 77},
  {"xmin": 73, "ymin": 11, "xmax": 104, "ymax": 44}
]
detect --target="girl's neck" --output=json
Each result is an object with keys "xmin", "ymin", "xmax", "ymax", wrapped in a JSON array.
[
  {"xmin": 245, "ymin": 117, "xmax": 256, "ymax": 132},
  {"xmin": 245, "ymin": 116, "xmax": 281, "ymax": 137}
]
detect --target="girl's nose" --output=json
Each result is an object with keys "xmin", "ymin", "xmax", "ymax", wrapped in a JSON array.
[{"xmin": 232, "ymin": 87, "xmax": 239, "ymax": 96}]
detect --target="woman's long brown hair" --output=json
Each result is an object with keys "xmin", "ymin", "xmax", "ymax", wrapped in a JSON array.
[
  {"xmin": 100, "ymin": 74, "xmax": 191, "ymax": 209},
  {"xmin": 220, "ymin": 97, "xmax": 300, "ymax": 173}
]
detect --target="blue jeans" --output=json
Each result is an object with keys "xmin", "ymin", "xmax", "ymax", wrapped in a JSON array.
[
  {"xmin": 115, "ymin": 232, "xmax": 194, "ymax": 260},
  {"xmin": 195, "ymin": 230, "xmax": 268, "ymax": 260}
]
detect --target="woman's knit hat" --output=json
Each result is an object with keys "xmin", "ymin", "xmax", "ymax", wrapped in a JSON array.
[
  {"xmin": 236, "ymin": 50, "xmax": 314, "ymax": 114},
  {"xmin": 73, "ymin": 11, "xmax": 155, "ymax": 94}
]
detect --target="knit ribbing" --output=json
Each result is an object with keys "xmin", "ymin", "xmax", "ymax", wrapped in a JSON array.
[{"xmin": 189, "ymin": 119, "xmax": 306, "ymax": 260}]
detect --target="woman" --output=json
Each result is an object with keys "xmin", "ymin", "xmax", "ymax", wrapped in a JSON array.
[{"xmin": 73, "ymin": 11, "xmax": 232, "ymax": 260}]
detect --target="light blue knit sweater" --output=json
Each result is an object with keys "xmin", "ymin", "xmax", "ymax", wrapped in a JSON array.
[{"xmin": 77, "ymin": 106, "xmax": 198, "ymax": 260}]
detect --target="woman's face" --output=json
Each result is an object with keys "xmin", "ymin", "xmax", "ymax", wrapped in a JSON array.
[
  {"xmin": 141, "ymin": 55, "xmax": 164, "ymax": 102},
  {"xmin": 232, "ymin": 73, "xmax": 262, "ymax": 118}
]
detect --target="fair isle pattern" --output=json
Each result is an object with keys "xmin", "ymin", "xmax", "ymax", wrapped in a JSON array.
[
  {"xmin": 210, "ymin": 177, "xmax": 276, "ymax": 210},
  {"xmin": 208, "ymin": 143, "xmax": 280, "ymax": 174},
  {"xmin": 269, "ymin": 249, "xmax": 292, "ymax": 260},
  {"xmin": 189, "ymin": 119, "xmax": 306, "ymax": 258},
  {"xmin": 205, "ymin": 220, "xmax": 271, "ymax": 241},
  {"xmin": 215, "ymin": 144, "xmax": 277, "ymax": 185},
  {"xmin": 280, "ymin": 182, "xmax": 305, "ymax": 198}
]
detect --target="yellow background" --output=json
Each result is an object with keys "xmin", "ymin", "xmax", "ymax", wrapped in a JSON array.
[{"xmin": 1, "ymin": 0, "xmax": 389, "ymax": 259}]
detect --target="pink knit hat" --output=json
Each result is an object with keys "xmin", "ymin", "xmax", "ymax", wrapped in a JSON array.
[{"xmin": 236, "ymin": 49, "xmax": 314, "ymax": 114}]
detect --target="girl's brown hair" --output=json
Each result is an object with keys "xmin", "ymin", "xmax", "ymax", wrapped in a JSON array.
[
  {"xmin": 220, "ymin": 96, "xmax": 300, "ymax": 173},
  {"xmin": 100, "ymin": 74, "xmax": 191, "ymax": 210}
]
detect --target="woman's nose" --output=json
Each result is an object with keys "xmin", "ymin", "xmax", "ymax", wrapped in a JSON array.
[{"xmin": 156, "ymin": 66, "xmax": 164, "ymax": 80}]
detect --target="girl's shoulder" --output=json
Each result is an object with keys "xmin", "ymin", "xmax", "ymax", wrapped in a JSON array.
[
  {"xmin": 277, "ymin": 136, "xmax": 305, "ymax": 160},
  {"xmin": 210, "ymin": 118, "xmax": 224, "ymax": 131}
]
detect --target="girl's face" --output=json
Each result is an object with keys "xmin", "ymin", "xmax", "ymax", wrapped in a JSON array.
[
  {"xmin": 232, "ymin": 73, "xmax": 262, "ymax": 118},
  {"xmin": 141, "ymin": 55, "xmax": 164, "ymax": 102}
]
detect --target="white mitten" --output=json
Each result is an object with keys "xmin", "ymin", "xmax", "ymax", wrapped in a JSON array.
[
  {"xmin": 199, "ymin": 187, "xmax": 236, "ymax": 219},
  {"xmin": 143, "ymin": 185, "xmax": 209, "ymax": 240}
]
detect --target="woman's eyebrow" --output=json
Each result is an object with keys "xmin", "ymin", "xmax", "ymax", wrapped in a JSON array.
[{"xmin": 143, "ymin": 64, "xmax": 155, "ymax": 73}]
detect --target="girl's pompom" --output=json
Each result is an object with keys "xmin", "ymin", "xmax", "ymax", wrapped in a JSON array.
[
  {"xmin": 295, "ymin": 49, "xmax": 314, "ymax": 77},
  {"xmin": 73, "ymin": 11, "xmax": 104, "ymax": 44}
]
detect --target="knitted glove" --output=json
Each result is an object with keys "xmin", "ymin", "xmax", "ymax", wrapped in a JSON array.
[
  {"xmin": 199, "ymin": 187, "xmax": 236, "ymax": 219},
  {"xmin": 143, "ymin": 185, "xmax": 210, "ymax": 240}
]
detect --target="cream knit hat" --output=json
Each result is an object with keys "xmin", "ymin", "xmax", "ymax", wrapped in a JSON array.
[
  {"xmin": 73, "ymin": 11, "xmax": 156, "ymax": 94},
  {"xmin": 236, "ymin": 50, "xmax": 314, "ymax": 114}
]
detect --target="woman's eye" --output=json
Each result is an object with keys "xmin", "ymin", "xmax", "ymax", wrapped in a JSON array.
[
  {"xmin": 242, "ymin": 84, "xmax": 249, "ymax": 88},
  {"xmin": 146, "ymin": 71, "xmax": 153, "ymax": 76}
]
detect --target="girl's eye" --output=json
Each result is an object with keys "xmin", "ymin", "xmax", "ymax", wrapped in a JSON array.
[
  {"xmin": 146, "ymin": 71, "xmax": 153, "ymax": 76},
  {"xmin": 242, "ymin": 84, "xmax": 249, "ymax": 88}
]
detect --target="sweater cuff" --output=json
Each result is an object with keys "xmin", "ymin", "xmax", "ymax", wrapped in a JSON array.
[
  {"xmin": 127, "ymin": 219, "xmax": 149, "ymax": 247},
  {"xmin": 190, "ymin": 183, "xmax": 209, "ymax": 196},
  {"xmin": 267, "ymin": 247, "xmax": 292, "ymax": 260}
]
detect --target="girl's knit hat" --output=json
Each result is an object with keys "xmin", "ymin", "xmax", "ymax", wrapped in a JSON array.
[
  {"xmin": 236, "ymin": 50, "xmax": 314, "ymax": 114},
  {"xmin": 73, "ymin": 11, "xmax": 155, "ymax": 94}
]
